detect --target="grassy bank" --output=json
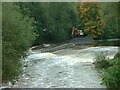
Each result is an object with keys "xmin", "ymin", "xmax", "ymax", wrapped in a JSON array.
[{"xmin": 94, "ymin": 53, "xmax": 120, "ymax": 89}]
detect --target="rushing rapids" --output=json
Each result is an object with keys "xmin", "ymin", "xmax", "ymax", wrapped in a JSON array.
[{"xmin": 11, "ymin": 46, "xmax": 118, "ymax": 88}]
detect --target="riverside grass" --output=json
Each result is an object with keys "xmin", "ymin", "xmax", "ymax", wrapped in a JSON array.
[{"xmin": 94, "ymin": 53, "xmax": 120, "ymax": 89}]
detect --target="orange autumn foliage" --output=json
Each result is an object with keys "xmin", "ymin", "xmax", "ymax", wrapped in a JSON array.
[
  {"xmin": 78, "ymin": 2, "xmax": 105, "ymax": 38},
  {"xmin": 91, "ymin": 29, "xmax": 97, "ymax": 34}
]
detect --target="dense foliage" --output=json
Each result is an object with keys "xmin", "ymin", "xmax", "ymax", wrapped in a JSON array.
[
  {"xmin": 100, "ymin": 2, "xmax": 119, "ymax": 39},
  {"xmin": 94, "ymin": 53, "xmax": 111, "ymax": 69},
  {"xmin": 17, "ymin": 2, "xmax": 79, "ymax": 45},
  {"xmin": 78, "ymin": 2, "xmax": 105, "ymax": 38},
  {"xmin": 76, "ymin": 2, "xmax": 119, "ymax": 39},
  {"xmin": 94, "ymin": 53, "xmax": 120, "ymax": 89},
  {"xmin": 17, "ymin": 2, "xmax": 119, "ymax": 42},
  {"xmin": 2, "ymin": 3, "xmax": 37, "ymax": 81}
]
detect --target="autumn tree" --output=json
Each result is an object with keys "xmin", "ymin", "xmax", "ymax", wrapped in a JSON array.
[{"xmin": 79, "ymin": 2, "xmax": 105, "ymax": 38}]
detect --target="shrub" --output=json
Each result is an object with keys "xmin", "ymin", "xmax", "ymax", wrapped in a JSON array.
[
  {"xmin": 102, "ymin": 58, "xmax": 120, "ymax": 89},
  {"xmin": 94, "ymin": 52, "xmax": 111, "ymax": 69},
  {"xmin": 113, "ymin": 53, "xmax": 120, "ymax": 59},
  {"xmin": 2, "ymin": 3, "xmax": 37, "ymax": 82},
  {"xmin": 94, "ymin": 53, "xmax": 120, "ymax": 89}
]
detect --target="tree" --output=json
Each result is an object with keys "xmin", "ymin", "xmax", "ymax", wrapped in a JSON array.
[
  {"xmin": 2, "ymin": 3, "xmax": 37, "ymax": 81},
  {"xmin": 18, "ymin": 2, "xmax": 78, "ymax": 44},
  {"xmin": 100, "ymin": 2, "xmax": 119, "ymax": 39},
  {"xmin": 78, "ymin": 2, "xmax": 105, "ymax": 38}
]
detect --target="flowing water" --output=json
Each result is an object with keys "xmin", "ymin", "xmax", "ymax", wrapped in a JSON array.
[
  {"xmin": 1, "ymin": 39, "xmax": 119, "ymax": 88},
  {"xmin": 12, "ymin": 46, "xmax": 118, "ymax": 88}
]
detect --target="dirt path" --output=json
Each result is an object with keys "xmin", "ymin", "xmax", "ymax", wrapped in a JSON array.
[{"xmin": 12, "ymin": 46, "xmax": 118, "ymax": 88}]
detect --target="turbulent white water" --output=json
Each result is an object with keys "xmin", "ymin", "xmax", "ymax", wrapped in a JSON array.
[{"xmin": 12, "ymin": 46, "xmax": 118, "ymax": 88}]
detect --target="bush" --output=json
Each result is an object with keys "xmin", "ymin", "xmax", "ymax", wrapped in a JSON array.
[
  {"xmin": 94, "ymin": 53, "xmax": 120, "ymax": 89},
  {"xmin": 2, "ymin": 3, "xmax": 37, "ymax": 82},
  {"xmin": 113, "ymin": 53, "xmax": 120, "ymax": 59},
  {"xmin": 102, "ymin": 61, "xmax": 120, "ymax": 89},
  {"xmin": 94, "ymin": 52, "xmax": 111, "ymax": 69}
]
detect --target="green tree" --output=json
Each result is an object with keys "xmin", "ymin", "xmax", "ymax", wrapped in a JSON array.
[
  {"xmin": 100, "ymin": 2, "xmax": 118, "ymax": 39},
  {"xmin": 2, "ymin": 3, "xmax": 37, "ymax": 82},
  {"xmin": 18, "ymin": 2, "xmax": 78, "ymax": 44}
]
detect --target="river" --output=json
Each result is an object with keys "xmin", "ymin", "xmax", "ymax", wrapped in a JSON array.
[
  {"xmin": 12, "ymin": 45, "xmax": 118, "ymax": 88},
  {"xmin": 1, "ymin": 39, "xmax": 119, "ymax": 88}
]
